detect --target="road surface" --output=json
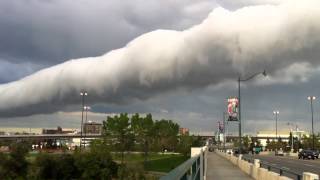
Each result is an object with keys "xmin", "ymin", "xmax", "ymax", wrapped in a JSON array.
[{"xmin": 243, "ymin": 154, "xmax": 320, "ymax": 180}]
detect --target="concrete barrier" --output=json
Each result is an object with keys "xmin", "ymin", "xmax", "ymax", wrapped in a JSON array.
[
  {"xmin": 279, "ymin": 176, "xmax": 293, "ymax": 180},
  {"xmin": 251, "ymin": 159, "xmax": 260, "ymax": 179},
  {"xmin": 257, "ymin": 167, "xmax": 268, "ymax": 180},
  {"xmin": 303, "ymin": 172, "xmax": 319, "ymax": 180},
  {"xmin": 215, "ymin": 150, "xmax": 301, "ymax": 180},
  {"xmin": 267, "ymin": 171, "xmax": 280, "ymax": 180}
]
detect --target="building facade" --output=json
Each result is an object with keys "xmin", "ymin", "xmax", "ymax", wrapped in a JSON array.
[{"xmin": 83, "ymin": 121, "xmax": 102, "ymax": 134}]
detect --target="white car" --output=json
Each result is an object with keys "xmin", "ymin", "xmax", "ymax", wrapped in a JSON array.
[
  {"xmin": 226, "ymin": 149, "xmax": 233, "ymax": 154},
  {"xmin": 275, "ymin": 150, "xmax": 284, "ymax": 156}
]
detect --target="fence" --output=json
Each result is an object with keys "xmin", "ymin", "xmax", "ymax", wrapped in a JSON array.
[
  {"xmin": 216, "ymin": 150, "xmax": 319, "ymax": 180},
  {"xmin": 241, "ymin": 155, "xmax": 302, "ymax": 180},
  {"xmin": 160, "ymin": 146, "xmax": 207, "ymax": 180}
]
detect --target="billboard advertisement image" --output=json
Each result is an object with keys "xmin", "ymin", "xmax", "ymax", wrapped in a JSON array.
[{"xmin": 227, "ymin": 98, "xmax": 238, "ymax": 121}]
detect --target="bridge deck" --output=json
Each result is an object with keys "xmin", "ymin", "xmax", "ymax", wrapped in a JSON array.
[{"xmin": 206, "ymin": 152, "xmax": 253, "ymax": 180}]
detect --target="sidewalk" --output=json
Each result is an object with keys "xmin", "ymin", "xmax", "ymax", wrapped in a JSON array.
[{"xmin": 206, "ymin": 152, "xmax": 253, "ymax": 180}]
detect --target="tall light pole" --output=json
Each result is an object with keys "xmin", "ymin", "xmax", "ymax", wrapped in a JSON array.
[
  {"xmin": 84, "ymin": 106, "xmax": 90, "ymax": 148},
  {"xmin": 307, "ymin": 96, "xmax": 316, "ymax": 150},
  {"xmin": 223, "ymin": 112, "xmax": 227, "ymax": 152},
  {"xmin": 80, "ymin": 91, "xmax": 88, "ymax": 150},
  {"xmin": 238, "ymin": 70, "xmax": 267, "ymax": 153},
  {"xmin": 287, "ymin": 122, "xmax": 296, "ymax": 152},
  {"xmin": 273, "ymin": 111, "xmax": 279, "ymax": 145}
]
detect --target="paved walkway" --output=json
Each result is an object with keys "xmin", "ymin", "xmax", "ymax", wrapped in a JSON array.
[{"xmin": 206, "ymin": 152, "xmax": 253, "ymax": 180}]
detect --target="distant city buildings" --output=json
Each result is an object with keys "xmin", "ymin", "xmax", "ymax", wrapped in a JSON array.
[
  {"xmin": 0, "ymin": 127, "xmax": 42, "ymax": 135},
  {"xmin": 256, "ymin": 130, "xmax": 309, "ymax": 148},
  {"xmin": 42, "ymin": 126, "xmax": 77, "ymax": 134},
  {"xmin": 83, "ymin": 121, "xmax": 102, "ymax": 134},
  {"xmin": 179, "ymin": 128, "xmax": 189, "ymax": 135}
]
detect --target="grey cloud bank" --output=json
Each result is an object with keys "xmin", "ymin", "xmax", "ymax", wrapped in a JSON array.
[{"xmin": 1, "ymin": 1, "xmax": 320, "ymax": 117}]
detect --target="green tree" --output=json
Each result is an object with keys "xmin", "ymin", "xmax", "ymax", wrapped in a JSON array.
[
  {"xmin": 131, "ymin": 113, "xmax": 154, "ymax": 166},
  {"xmin": 103, "ymin": 113, "xmax": 133, "ymax": 166},
  {"xmin": 301, "ymin": 134, "xmax": 320, "ymax": 150},
  {"xmin": 153, "ymin": 120, "xmax": 179, "ymax": 152},
  {"xmin": 74, "ymin": 150, "xmax": 117, "ymax": 180},
  {"xmin": 242, "ymin": 136, "xmax": 251, "ymax": 151},
  {"xmin": 1, "ymin": 142, "xmax": 30, "ymax": 179},
  {"xmin": 177, "ymin": 135, "xmax": 202, "ymax": 157}
]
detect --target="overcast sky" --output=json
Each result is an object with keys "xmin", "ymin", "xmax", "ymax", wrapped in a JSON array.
[{"xmin": 0, "ymin": 0, "xmax": 320, "ymax": 135}]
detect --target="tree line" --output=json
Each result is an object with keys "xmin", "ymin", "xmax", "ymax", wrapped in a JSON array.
[
  {"xmin": 0, "ymin": 113, "xmax": 202, "ymax": 179},
  {"xmin": 103, "ymin": 113, "xmax": 202, "ymax": 165}
]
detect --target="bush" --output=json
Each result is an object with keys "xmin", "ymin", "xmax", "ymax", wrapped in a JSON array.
[
  {"xmin": 74, "ymin": 151, "xmax": 118, "ymax": 180},
  {"xmin": 0, "ymin": 142, "xmax": 30, "ymax": 179}
]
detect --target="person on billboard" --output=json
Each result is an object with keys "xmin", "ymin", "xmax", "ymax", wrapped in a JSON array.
[{"xmin": 227, "ymin": 98, "xmax": 238, "ymax": 121}]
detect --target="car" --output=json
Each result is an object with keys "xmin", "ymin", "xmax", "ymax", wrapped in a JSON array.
[
  {"xmin": 233, "ymin": 148, "xmax": 248, "ymax": 155},
  {"xmin": 208, "ymin": 145, "xmax": 214, "ymax": 152},
  {"xmin": 275, "ymin": 150, "xmax": 284, "ymax": 156},
  {"xmin": 298, "ymin": 150, "xmax": 316, "ymax": 160},
  {"xmin": 226, "ymin": 149, "xmax": 233, "ymax": 154},
  {"xmin": 312, "ymin": 150, "xmax": 319, "ymax": 159}
]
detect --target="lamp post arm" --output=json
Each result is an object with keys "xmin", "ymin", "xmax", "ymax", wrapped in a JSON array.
[{"xmin": 240, "ymin": 71, "xmax": 266, "ymax": 82}]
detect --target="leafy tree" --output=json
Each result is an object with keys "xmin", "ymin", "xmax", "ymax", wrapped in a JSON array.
[
  {"xmin": 0, "ymin": 152, "xmax": 8, "ymax": 177},
  {"xmin": 1, "ymin": 142, "xmax": 30, "ymax": 179},
  {"xmin": 177, "ymin": 135, "xmax": 194, "ymax": 157},
  {"xmin": 131, "ymin": 113, "xmax": 154, "ymax": 166},
  {"xmin": 103, "ymin": 113, "xmax": 133, "ymax": 165},
  {"xmin": 33, "ymin": 153, "xmax": 59, "ymax": 179},
  {"xmin": 153, "ymin": 120, "xmax": 179, "ymax": 152},
  {"xmin": 74, "ymin": 151, "xmax": 117, "ymax": 180},
  {"xmin": 177, "ymin": 135, "xmax": 202, "ymax": 157},
  {"xmin": 301, "ymin": 134, "xmax": 320, "ymax": 150}
]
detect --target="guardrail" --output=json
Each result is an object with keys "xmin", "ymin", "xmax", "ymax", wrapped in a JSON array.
[
  {"xmin": 160, "ymin": 155, "xmax": 201, "ymax": 180},
  {"xmin": 241, "ymin": 155, "xmax": 302, "ymax": 180},
  {"xmin": 160, "ymin": 146, "xmax": 207, "ymax": 180},
  {"xmin": 260, "ymin": 161, "xmax": 302, "ymax": 180},
  {"xmin": 217, "ymin": 150, "xmax": 319, "ymax": 180}
]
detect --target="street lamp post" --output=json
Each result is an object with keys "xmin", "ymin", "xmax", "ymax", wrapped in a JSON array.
[
  {"xmin": 307, "ymin": 96, "xmax": 316, "ymax": 150},
  {"xmin": 273, "ymin": 111, "xmax": 279, "ymax": 149},
  {"xmin": 287, "ymin": 122, "xmax": 297, "ymax": 152},
  {"xmin": 223, "ymin": 112, "xmax": 227, "ymax": 152},
  {"xmin": 84, "ymin": 106, "xmax": 90, "ymax": 148},
  {"xmin": 238, "ymin": 70, "xmax": 267, "ymax": 153},
  {"xmin": 80, "ymin": 91, "xmax": 88, "ymax": 150}
]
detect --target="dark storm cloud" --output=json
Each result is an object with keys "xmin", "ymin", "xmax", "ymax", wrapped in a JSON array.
[
  {"xmin": 1, "ymin": 1, "xmax": 320, "ymax": 118},
  {"xmin": 0, "ymin": 0, "xmax": 216, "ymax": 65}
]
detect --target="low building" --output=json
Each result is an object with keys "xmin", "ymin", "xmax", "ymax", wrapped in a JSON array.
[
  {"xmin": 179, "ymin": 128, "xmax": 189, "ymax": 135},
  {"xmin": 83, "ymin": 121, "xmax": 102, "ymax": 134},
  {"xmin": 42, "ymin": 126, "xmax": 77, "ymax": 134},
  {"xmin": 256, "ymin": 130, "xmax": 309, "ymax": 148}
]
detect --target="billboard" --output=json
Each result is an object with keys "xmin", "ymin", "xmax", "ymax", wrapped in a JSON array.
[{"xmin": 227, "ymin": 98, "xmax": 238, "ymax": 121}]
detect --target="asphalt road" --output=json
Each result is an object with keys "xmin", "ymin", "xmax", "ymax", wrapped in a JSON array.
[{"xmin": 243, "ymin": 154, "xmax": 320, "ymax": 180}]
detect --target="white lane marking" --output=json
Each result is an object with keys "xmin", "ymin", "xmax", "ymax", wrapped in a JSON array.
[
  {"xmin": 282, "ymin": 167, "xmax": 290, "ymax": 170},
  {"xmin": 303, "ymin": 164, "xmax": 314, "ymax": 167}
]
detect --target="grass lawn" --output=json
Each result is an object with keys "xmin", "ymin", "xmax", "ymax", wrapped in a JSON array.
[
  {"xmin": 112, "ymin": 152, "xmax": 189, "ymax": 172},
  {"xmin": 145, "ymin": 155, "xmax": 188, "ymax": 172}
]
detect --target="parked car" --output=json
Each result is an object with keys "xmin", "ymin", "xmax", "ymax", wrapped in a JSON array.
[
  {"xmin": 298, "ymin": 150, "xmax": 316, "ymax": 160},
  {"xmin": 208, "ymin": 145, "xmax": 214, "ymax": 152},
  {"xmin": 275, "ymin": 149, "xmax": 284, "ymax": 156},
  {"xmin": 312, "ymin": 150, "xmax": 319, "ymax": 159},
  {"xmin": 233, "ymin": 148, "xmax": 248, "ymax": 155},
  {"xmin": 226, "ymin": 149, "xmax": 233, "ymax": 154}
]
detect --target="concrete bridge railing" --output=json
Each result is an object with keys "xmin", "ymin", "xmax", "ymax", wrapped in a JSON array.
[
  {"xmin": 160, "ymin": 146, "xmax": 208, "ymax": 180},
  {"xmin": 216, "ymin": 150, "xmax": 319, "ymax": 180}
]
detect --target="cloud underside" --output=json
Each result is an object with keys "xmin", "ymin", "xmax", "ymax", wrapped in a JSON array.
[{"xmin": 1, "ymin": 1, "xmax": 320, "ymax": 117}]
